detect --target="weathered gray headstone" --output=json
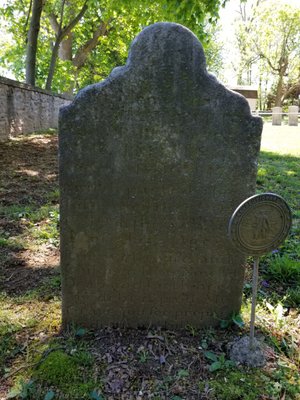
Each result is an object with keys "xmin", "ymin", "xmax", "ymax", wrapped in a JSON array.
[
  {"xmin": 288, "ymin": 105, "xmax": 298, "ymax": 126},
  {"xmin": 59, "ymin": 22, "xmax": 262, "ymax": 328},
  {"xmin": 272, "ymin": 107, "xmax": 282, "ymax": 125}
]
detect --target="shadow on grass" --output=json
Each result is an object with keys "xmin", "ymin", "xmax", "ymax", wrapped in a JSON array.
[
  {"xmin": 0, "ymin": 133, "xmax": 60, "ymax": 297},
  {"xmin": 0, "ymin": 133, "xmax": 58, "ymax": 207}
]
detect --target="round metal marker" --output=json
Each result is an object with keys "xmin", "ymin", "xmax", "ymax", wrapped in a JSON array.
[
  {"xmin": 228, "ymin": 193, "xmax": 292, "ymax": 353},
  {"xmin": 229, "ymin": 193, "xmax": 292, "ymax": 256}
]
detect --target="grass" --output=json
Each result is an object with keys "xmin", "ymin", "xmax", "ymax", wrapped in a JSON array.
[
  {"xmin": 0, "ymin": 203, "xmax": 59, "ymax": 238},
  {"xmin": 0, "ymin": 128, "xmax": 299, "ymax": 399},
  {"xmin": 261, "ymin": 122, "xmax": 300, "ymax": 156},
  {"xmin": 264, "ymin": 254, "xmax": 300, "ymax": 284}
]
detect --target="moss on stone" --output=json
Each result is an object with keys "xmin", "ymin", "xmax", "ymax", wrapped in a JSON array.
[{"xmin": 34, "ymin": 350, "xmax": 95, "ymax": 398}]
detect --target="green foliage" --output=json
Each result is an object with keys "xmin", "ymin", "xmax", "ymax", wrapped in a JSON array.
[
  {"xmin": 0, "ymin": 295, "xmax": 41, "ymax": 376},
  {"xmin": 24, "ymin": 274, "xmax": 61, "ymax": 301},
  {"xmin": 266, "ymin": 366, "xmax": 300, "ymax": 399},
  {"xmin": 204, "ymin": 351, "xmax": 235, "ymax": 372},
  {"xmin": 46, "ymin": 189, "xmax": 60, "ymax": 203},
  {"xmin": 265, "ymin": 255, "xmax": 300, "ymax": 284},
  {"xmin": 44, "ymin": 391, "xmax": 55, "ymax": 400},
  {"xmin": 0, "ymin": 331, "xmax": 18, "ymax": 376},
  {"xmin": 177, "ymin": 369, "xmax": 189, "ymax": 378},
  {"xmin": 257, "ymin": 151, "xmax": 299, "ymax": 211},
  {"xmin": 0, "ymin": 0, "xmax": 225, "ymax": 93},
  {"xmin": 265, "ymin": 301, "xmax": 285, "ymax": 328},
  {"xmin": 34, "ymin": 350, "xmax": 95, "ymax": 396},
  {"xmin": 7, "ymin": 379, "xmax": 36, "ymax": 399},
  {"xmin": 199, "ymin": 371, "xmax": 260, "ymax": 399},
  {"xmin": 185, "ymin": 324, "xmax": 198, "ymax": 336},
  {"xmin": 286, "ymin": 286, "xmax": 300, "ymax": 307},
  {"xmin": 219, "ymin": 313, "xmax": 244, "ymax": 329},
  {"xmin": 0, "ymin": 204, "xmax": 35, "ymax": 219},
  {"xmin": 234, "ymin": 0, "xmax": 300, "ymax": 107},
  {"xmin": 0, "ymin": 203, "xmax": 60, "ymax": 251},
  {"xmin": 0, "ymin": 236, "xmax": 8, "ymax": 247},
  {"xmin": 257, "ymin": 151, "xmax": 300, "ymax": 292},
  {"xmin": 199, "ymin": 367, "xmax": 300, "ymax": 400},
  {"xmin": 75, "ymin": 327, "xmax": 88, "ymax": 338},
  {"xmin": 0, "ymin": 203, "xmax": 58, "ymax": 225},
  {"xmin": 138, "ymin": 348, "xmax": 149, "ymax": 363},
  {"xmin": 89, "ymin": 391, "xmax": 104, "ymax": 400},
  {"xmin": 0, "ymin": 233, "xmax": 25, "ymax": 252}
]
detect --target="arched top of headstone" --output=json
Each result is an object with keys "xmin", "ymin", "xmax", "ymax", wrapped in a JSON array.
[
  {"xmin": 127, "ymin": 22, "xmax": 207, "ymax": 73},
  {"xmin": 68, "ymin": 22, "xmax": 253, "ymax": 122}
]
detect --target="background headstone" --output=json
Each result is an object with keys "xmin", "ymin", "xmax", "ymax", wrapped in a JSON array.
[
  {"xmin": 272, "ymin": 107, "xmax": 282, "ymax": 125},
  {"xmin": 288, "ymin": 105, "xmax": 298, "ymax": 126},
  {"xmin": 59, "ymin": 22, "xmax": 262, "ymax": 328}
]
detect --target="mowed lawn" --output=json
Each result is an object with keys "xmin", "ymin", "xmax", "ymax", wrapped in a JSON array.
[{"xmin": 261, "ymin": 122, "xmax": 300, "ymax": 156}]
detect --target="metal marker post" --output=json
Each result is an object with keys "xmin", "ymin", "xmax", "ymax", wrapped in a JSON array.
[
  {"xmin": 249, "ymin": 256, "xmax": 259, "ymax": 349},
  {"xmin": 228, "ymin": 193, "xmax": 292, "ymax": 366}
]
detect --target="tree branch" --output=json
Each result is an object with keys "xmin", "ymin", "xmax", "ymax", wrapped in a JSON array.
[
  {"xmin": 24, "ymin": 0, "xmax": 33, "ymax": 34},
  {"xmin": 45, "ymin": 0, "xmax": 88, "ymax": 90},
  {"xmin": 59, "ymin": 0, "xmax": 88, "ymax": 41},
  {"xmin": 59, "ymin": 0, "xmax": 66, "ymax": 33},
  {"xmin": 260, "ymin": 54, "xmax": 277, "ymax": 71},
  {"xmin": 255, "ymin": 43, "xmax": 278, "ymax": 72},
  {"xmin": 48, "ymin": 13, "xmax": 60, "ymax": 34},
  {"xmin": 282, "ymin": 82, "xmax": 300, "ymax": 100},
  {"xmin": 73, "ymin": 20, "xmax": 110, "ymax": 69}
]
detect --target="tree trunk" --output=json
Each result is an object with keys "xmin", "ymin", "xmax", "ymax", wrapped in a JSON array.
[
  {"xmin": 72, "ymin": 21, "xmax": 109, "ymax": 69},
  {"xmin": 49, "ymin": 12, "xmax": 73, "ymax": 61},
  {"xmin": 59, "ymin": 33, "xmax": 73, "ymax": 60},
  {"xmin": 25, "ymin": 0, "xmax": 44, "ymax": 86},
  {"xmin": 258, "ymin": 75, "xmax": 262, "ymax": 110},
  {"xmin": 274, "ymin": 74, "xmax": 284, "ymax": 106},
  {"xmin": 45, "ymin": 41, "xmax": 60, "ymax": 91}
]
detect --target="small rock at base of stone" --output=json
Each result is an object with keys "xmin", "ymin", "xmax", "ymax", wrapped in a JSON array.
[{"xmin": 229, "ymin": 335, "xmax": 266, "ymax": 367}]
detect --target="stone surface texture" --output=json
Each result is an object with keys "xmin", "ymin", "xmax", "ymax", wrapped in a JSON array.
[
  {"xmin": 0, "ymin": 76, "xmax": 71, "ymax": 140},
  {"xmin": 230, "ymin": 335, "xmax": 266, "ymax": 367},
  {"xmin": 59, "ymin": 22, "xmax": 262, "ymax": 328}
]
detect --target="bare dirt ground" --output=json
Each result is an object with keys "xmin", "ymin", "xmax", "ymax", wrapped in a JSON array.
[{"xmin": 0, "ymin": 134, "xmax": 60, "ymax": 295}]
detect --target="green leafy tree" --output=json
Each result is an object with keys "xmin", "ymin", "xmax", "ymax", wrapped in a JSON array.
[
  {"xmin": 234, "ymin": 0, "xmax": 300, "ymax": 108},
  {"xmin": 0, "ymin": 0, "xmax": 227, "ymax": 93},
  {"xmin": 234, "ymin": 0, "xmax": 263, "ymax": 86},
  {"xmin": 254, "ymin": 1, "xmax": 300, "ymax": 107}
]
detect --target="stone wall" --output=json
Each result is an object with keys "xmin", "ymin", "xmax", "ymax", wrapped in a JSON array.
[{"xmin": 0, "ymin": 76, "xmax": 72, "ymax": 140}]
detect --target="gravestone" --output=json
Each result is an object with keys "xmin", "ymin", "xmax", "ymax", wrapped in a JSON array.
[
  {"xmin": 288, "ymin": 106, "xmax": 298, "ymax": 126},
  {"xmin": 59, "ymin": 22, "xmax": 262, "ymax": 328},
  {"xmin": 272, "ymin": 107, "xmax": 282, "ymax": 125}
]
